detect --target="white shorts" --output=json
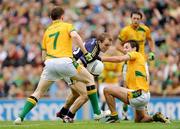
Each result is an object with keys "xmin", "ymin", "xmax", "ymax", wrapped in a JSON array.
[
  {"xmin": 128, "ymin": 90, "xmax": 150, "ymax": 110},
  {"xmin": 41, "ymin": 57, "xmax": 77, "ymax": 84},
  {"xmin": 122, "ymin": 62, "xmax": 150, "ymax": 84}
]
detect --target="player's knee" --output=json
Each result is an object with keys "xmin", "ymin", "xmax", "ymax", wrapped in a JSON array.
[
  {"xmin": 103, "ymin": 87, "xmax": 109, "ymax": 94},
  {"xmin": 85, "ymin": 74, "xmax": 95, "ymax": 85}
]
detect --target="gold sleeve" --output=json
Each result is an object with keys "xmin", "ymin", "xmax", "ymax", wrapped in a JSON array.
[{"xmin": 127, "ymin": 51, "xmax": 138, "ymax": 60}]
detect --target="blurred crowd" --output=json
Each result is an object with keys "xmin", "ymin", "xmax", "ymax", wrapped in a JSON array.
[{"xmin": 0, "ymin": 0, "xmax": 179, "ymax": 98}]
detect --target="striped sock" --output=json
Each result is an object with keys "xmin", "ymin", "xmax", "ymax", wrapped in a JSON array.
[
  {"xmin": 19, "ymin": 96, "xmax": 38, "ymax": 120},
  {"xmin": 87, "ymin": 85, "xmax": 101, "ymax": 115}
]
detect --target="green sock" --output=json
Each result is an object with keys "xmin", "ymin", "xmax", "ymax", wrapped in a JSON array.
[
  {"xmin": 123, "ymin": 103, "xmax": 128, "ymax": 112},
  {"xmin": 19, "ymin": 96, "xmax": 38, "ymax": 120},
  {"xmin": 87, "ymin": 85, "xmax": 101, "ymax": 115}
]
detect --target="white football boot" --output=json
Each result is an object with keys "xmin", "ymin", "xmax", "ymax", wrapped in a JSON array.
[
  {"xmin": 14, "ymin": 117, "xmax": 23, "ymax": 125},
  {"xmin": 93, "ymin": 110, "xmax": 111, "ymax": 120}
]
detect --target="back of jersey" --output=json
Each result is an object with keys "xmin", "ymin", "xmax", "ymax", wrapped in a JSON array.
[{"xmin": 42, "ymin": 20, "xmax": 75, "ymax": 59}]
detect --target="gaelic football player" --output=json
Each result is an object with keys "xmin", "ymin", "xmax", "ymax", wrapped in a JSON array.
[
  {"xmin": 56, "ymin": 33, "xmax": 112, "ymax": 122},
  {"xmin": 117, "ymin": 11, "xmax": 155, "ymax": 119},
  {"xmin": 101, "ymin": 40, "xmax": 169, "ymax": 123}
]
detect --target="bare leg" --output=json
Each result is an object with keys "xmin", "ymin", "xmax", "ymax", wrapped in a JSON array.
[
  {"xmin": 59, "ymin": 65, "xmax": 99, "ymax": 122},
  {"xmin": 71, "ymin": 65, "xmax": 95, "ymax": 86},
  {"xmin": 71, "ymin": 65, "xmax": 101, "ymax": 116},
  {"xmin": 32, "ymin": 79, "xmax": 53, "ymax": 99},
  {"xmin": 134, "ymin": 109, "xmax": 153, "ymax": 123},
  {"xmin": 17, "ymin": 78, "xmax": 53, "ymax": 122},
  {"xmin": 62, "ymin": 65, "xmax": 94, "ymax": 113},
  {"xmin": 69, "ymin": 81, "xmax": 88, "ymax": 114},
  {"xmin": 104, "ymin": 86, "xmax": 129, "ymax": 104},
  {"xmin": 64, "ymin": 86, "xmax": 79, "ymax": 109},
  {"xmin": 56, "ymin": 87, "xmax": 79, "ymax": 119},
  {"xmin": 104, "ymin": 88, "xmax": 116, "ymax": 114},
  {"xmin": 104, "ymin": 86, "xmax": 129, "ymax": 116}
]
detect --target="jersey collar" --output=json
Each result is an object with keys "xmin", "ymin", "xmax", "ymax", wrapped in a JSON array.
[
  {"xmin": 52, "ymin": 20, "xmax": 62, "ymax": 24},
  {"xmin": 130, "ymin": 24, "xmax": 139, "ymax": 30}
]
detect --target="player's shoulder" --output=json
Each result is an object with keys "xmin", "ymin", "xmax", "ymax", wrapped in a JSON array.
[
  {"xmin": 119, "ymin": 25, "xmax": 131, "ymax": 36},
  {"xmin": 61, "ymin": 22, "xmax": 73, "ymax": 27},
  {"xmin": 139, "ymin": 24, "xmax": 150, "ymax": 31},
  {"xmin": 128, "ymin": 51, "xmax": 141, "ymax": 58},
  {"xmin": 121, "ymin": 25, "xmax": 131, "ymax": 31},
  {"xmin": 85, "ymin": 38, "xmax": 97, "ymax": 45},
  {"xmin": 134, "ymin": 51, "xmax": 145, "ymax": 61}
]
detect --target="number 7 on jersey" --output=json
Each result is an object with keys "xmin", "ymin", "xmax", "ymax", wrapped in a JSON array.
[{"xmin": 49, "ymin": 32, "xmax": 60, "ymax": 49}]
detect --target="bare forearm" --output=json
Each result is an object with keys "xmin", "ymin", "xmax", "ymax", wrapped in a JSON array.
[
  {"xmin": 148, "ymin": 38, "xmax": 155, "ymax": 52},
  {"xmin": 101, "ymin": 56, "xmax": 127, "ymax": 63},
  {"xmin": 74, "ymin": 37, "xmax": 87, "ymax": 54},
  {"xmin": 71, "ymin": 31, "xmax": 88, "ymax": 54}
]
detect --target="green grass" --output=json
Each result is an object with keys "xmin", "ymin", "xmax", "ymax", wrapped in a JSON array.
[{"xmin": 0, "ymin": 120, "xmax": 179, "ymax": 129}]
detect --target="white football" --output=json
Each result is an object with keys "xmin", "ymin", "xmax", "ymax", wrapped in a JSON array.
[{"xmin": 87, "ymin": 60, "xmax": 104, "ymax": 76}]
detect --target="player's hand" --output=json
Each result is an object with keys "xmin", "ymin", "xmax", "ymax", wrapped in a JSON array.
[
  {"xmin": 84, "ymin": 52, "xmax": 93, "ymax": 63},
  {"xmin": 148, "ymin": 52, "xmax": 155, "ymax": 61}
]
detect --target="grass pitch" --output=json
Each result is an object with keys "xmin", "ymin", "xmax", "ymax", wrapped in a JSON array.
[{"xmin": 0, "ymin": 120, "xmax": 179, "ymax": 129}]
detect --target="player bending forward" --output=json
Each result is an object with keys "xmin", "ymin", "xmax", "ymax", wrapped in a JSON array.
[
  {"xmin": 101, "ymin": 40, "xmax": 170, "ymax": 123},
  {"xmin": 56, "ymin": 33, "xmax": 112, "ymax": 123}
]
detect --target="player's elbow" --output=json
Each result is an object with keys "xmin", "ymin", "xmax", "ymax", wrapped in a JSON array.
[{"xmin": 70, "ymin": 31, "xmax": 79, "ymax": 39}]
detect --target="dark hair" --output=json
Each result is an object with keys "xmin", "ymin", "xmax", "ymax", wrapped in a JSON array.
[
  {"xmin": 97, "ymin": 33, "xmax": 112, "ymax": 43},
  {"xmin": 130, "ymin": 11, "xmax": 143, "ymax": 19},
  {"xmin": 50, "ymin": 7, "xmax": 64, "ymax": 20},
  {"xmin": 126, "ymin": 40, "xmax": 139, "ymax": 52}
]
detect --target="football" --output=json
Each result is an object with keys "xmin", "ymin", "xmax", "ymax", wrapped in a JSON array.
[{"xmin": 87, "ymin": 60, "xmax": 104, "ymax": 76}]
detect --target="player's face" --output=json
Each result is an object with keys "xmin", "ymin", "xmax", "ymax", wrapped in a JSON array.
[
  {"xmin": 99, "ymin": 38, "xmax": 112, "ymax": 53},
  {"xmin": 131, "ymin": 14, "xmax": 141, "ymax": 26},
  {"xmin": 123, "ymin": 43, "xmax": 132, "ymax": 53}
]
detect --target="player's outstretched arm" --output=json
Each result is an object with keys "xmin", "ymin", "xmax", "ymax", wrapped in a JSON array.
[
  {"xmin": 101, "ymin": 54, "xmax": 130, "ymax": 63},
  {"xmin": 147, "ymin": 36, "xmax": 155, "ymax": 60},
  {"xmin": 146, "ymin": 28, "xmax": 155, "ymax": 60}
]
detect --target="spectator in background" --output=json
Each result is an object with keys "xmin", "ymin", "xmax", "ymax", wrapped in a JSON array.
[
  {"xmin": 0, "ymin": 39, "xmax": 7, "ymax": 68},
  {"xmin": 164, "ymin": 73, "xmax": 180, "ymax": 96}
]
